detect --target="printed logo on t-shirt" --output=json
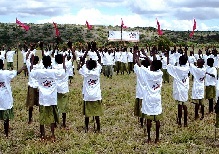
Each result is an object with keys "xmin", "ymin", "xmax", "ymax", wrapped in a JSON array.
[
  {"xmin": 152, "ymin": 83, "xmax": 160, "ymax": 90},
  {"xmin": 0, "ymin": 82, "xmax": 6, "ymax": 88},
  {"xmin": 199, "ymin": 77, "xmax": 205, "ymax": 82},
  {"xmin": 42, "ymin": 80, "xmax": 54, "ymax": 88},
  {"xmin": 182, "ymin": 77, "xmax": 187, "ymax": 83},
  {"xmin": 88, "ymin": 79, "xmax": 97, "ymax": 87}
]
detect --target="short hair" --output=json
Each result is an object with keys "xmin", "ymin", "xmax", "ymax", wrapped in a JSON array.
[
  {"xmin": 33, "ymin": 56, "xmax": 39, "ymax": 65},
  {"xmin": 179, "ymin": 55, "xmax": 188, "ymax": 65},
  {"xmin": 152, "ymin": 60, "xmax": 162, "ymax": 71},
  {"xmin": 55, "ymin": 54, "xmax": 63, "ymax": 64},
  {"xmin": 141, "ymin": 59, "xmax": 150, "ymax": 68},
  {"xmin": 42, "ymin": 56, "xmax": 51, "ymax": 68},
  {"xmin": 86, "ymin": 60, "xmax": 97, "ymax": 70},
  {"xmin": 207, "ymin": 58, "xmax": 214, "ymax": 67},
  {"xmin": 0, "ymin": 59, "xmax": 3, "ymax": 69}
]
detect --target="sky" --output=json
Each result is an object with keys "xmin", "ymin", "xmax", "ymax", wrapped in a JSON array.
[{"xmin": 0, "ymin": 0, "xmax": 219, "ymax": 31}]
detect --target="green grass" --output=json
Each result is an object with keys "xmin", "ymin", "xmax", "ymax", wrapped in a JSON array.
[{"xmin": 1, "ymin": 52, "xmax": 219, "ymax": 154}]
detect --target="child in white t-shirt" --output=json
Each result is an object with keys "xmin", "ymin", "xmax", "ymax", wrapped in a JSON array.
[
  {"xmin": 134, "ymin": 50, "xmax": 163, "ymax": 143},
  {"xmin": 133, "ymin": 50, "xmax": 150, "ymax": 127},
  {"xmin": 114, "ymin": 49, "xmax": 122, "ymax": 75},
  {"xmin": 190, "ymin": 59, "xmax": 206, "ymax": 120},
  {"xmin": 127, "ymin": 48, "xmax": 134, "ymax": 74},
  {"xmin": 6, "ymin": 48, "xmax": 16, "ymax": 70},
  {"xmin": 120, "ymin": 48, "xmax": 128, "ymax": 75},
  {"xmin": 78, "ymin": 47, "xmax": 103, "ymax": 133},
  {"xmin": 0, "ymin": 59, "xmax": 24, "ymax": 137},
  {"xmin": 102, "ymin": 48, "xmax": 114, "ymax": 78},
  {"xmin": 205, "ymin": 58, "xmax": 217, "ymax": 114},
  {"xmin": 30, "ymin": 56, "xmax": 65, "ymax": 141},
  {"xmin": 167, "ymin": 55, "xmax": 190, "ymax": 127}
]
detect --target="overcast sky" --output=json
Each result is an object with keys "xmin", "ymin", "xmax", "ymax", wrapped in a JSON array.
[{"xmin": 1, "ymin": 0, "xmax": 219, "ymax": 31}]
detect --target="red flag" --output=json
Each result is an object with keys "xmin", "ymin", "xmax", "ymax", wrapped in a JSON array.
[
  {"xmin": 86, "ymin": 21, "xmax": 92, "ymax": 30},
  {"xmin": 16, "ymin": 18, "xmax": 30, "ymax": 31},
  {"xmin": 189, "ymin": 19, "xmax": 196, "ymax": 38},
  {"xmin": 53, "ymin": 22, "xmax": 60, "ymax": 36},
  {"xmin": 157, "ymin": 19, "xmax": 163, "ymax": 35},
  {"xmin": 193, "ymin": 19, "xmax": 196, "ymax": 31},
  {"xmin": 121, "ymin": 18, "xmax": 128, "ymax": 28}
]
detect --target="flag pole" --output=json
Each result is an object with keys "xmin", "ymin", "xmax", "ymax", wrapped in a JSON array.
[
  {"xmin": 16, "ymin": 22, "xmax": 19, "ymax": 71},
  {"xmin": 121, "ymin": 24, "xmax": 122, "ymax": 41}
]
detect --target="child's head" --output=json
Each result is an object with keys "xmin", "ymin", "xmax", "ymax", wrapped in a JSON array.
[
  {"xmin": 86, "ymin": 60, "xmax": 97, "ymax": 70},
  {"xmin": 190, "ymin": 51, "xmax": 194, "ymax": 56},
  {"xmin": 33, "ymin": 56, "xmax": 39, "ymax": 65},
  {"xmin": 207, "ymin": 58, "xmax": 214, "ymax": 67},
  {"xmin": 0, "ymin": 59, "xmax": 4, "ymax": 69},
  {"xmin": 141, "ymin": 59, "xmax": 150, "ymax": 68},
  {"xmin": 55, "ymin": 54, "xmax": 63, "ymax": 64},
  {"xmin": 197, "ymin": 59, "xmax": 204, "ymax": 68},
  {"xmin": 150, "ymin": 60, "xmax": 162, "ymax": 71},
  {"xmin": 42, "ymin": 56, "xmax": 52, "ymax": 68},
  {"xmin": 67, "ymin": 55, "xmax": 71, "ymax": 61},
  {"xmin": 179, "ymin": 55, "xmax": 188, "ymax": 66}
]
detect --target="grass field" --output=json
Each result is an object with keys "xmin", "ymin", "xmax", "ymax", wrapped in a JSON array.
[{"xmin": 1, "ymin": 51, "xmax": 219, "ymax": 154}]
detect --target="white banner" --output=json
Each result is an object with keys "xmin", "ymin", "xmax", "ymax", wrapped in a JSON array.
[{"xmin": 108, "ymin": 31, "xmax": 139, "ymax": 42}]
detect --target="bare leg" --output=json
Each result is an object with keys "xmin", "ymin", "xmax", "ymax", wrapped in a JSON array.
[
  {"xmin": 146, "ymin": 119, "xmax": 152, "ymax": 143},
  {"xmin": 155, "ymin": 120, "xmax": 160, "ymax": 143}
]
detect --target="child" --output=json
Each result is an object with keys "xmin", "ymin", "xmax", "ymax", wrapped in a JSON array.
[
  {"xmin": 30, "ymin": 55, "xmax": 65, "ymax": 141},
  {"xmin": 5, "ymin": 48, "xmax": 16, "ymax": 70},
  {"xmin": 53, "ymin": 53, "xmax": 70, "ymax": 129},
  {"xmin": 0, "ymin": 59, "xmax": 24, "ymax": 137},
  {"xmin": 78, "ymin": 46, "xmax": 103, "ymax": 133},
  {"xmin": 102, "ymin": 48, "xmax": 114, "ymax": 78},
  {"xmin": 134, "ymin": 50, "xmax": 163, "ymax": 143},
  {"xmin": 127, "ymin": 48, "xmax": 134, "ymax": 74},
  {"xmin": 205, "ymin": 58, "xmax": 217, "ymax": 114},
  {"xmin": 161, "ymin": 51, "xmax": 169, "ymax": 83},
  {"xmin": 133, "ymin": 50, "xmax": 150, "ymax": 127},
  {"xmin": 167, "ymin": 55, "xmax": 190, "ymax": 127},
  {"xmin": 120, "ymin": 47, "xmax": 128, "ymax": 75},
  {"xmin": 114, "ymin": 49, "xmax": 122, "ymax": 75},
  {"xmin": 26, "ymin": 54, "xmax": 40, "ymax": 124},
  {"xmin": 190, "ymin": 59, "xmax": 206, "ymax": 120}
]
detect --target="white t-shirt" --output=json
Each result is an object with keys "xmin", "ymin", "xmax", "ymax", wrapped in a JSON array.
[
  {"xmin": 6, "ymin": 51, "xmax": 16, "ymax": 62},
  {"xmin": 0, "ymin": 70, "xmax": 17, "ymax": 110},
  {"xmin": 120, "ymin": 52, "xmax": 128, "ymax": 63},
  {"xmin": 26, "ymin": 61, "xmax": 40, "ymax": 88},
  {"xmin": 167, "ymin": 64, "xmax": 190, "ymax": 102},
  {"xmin": 114, "ymin": 52, "xmax": 121, "ymax": 62},
  {"xmin": 190, "ymin": 64, "xmax": 206, "ymax": 99},
  {"xmin": 194, "ymin": 54, "xmax": 203, "ymax": 60},
  {"xmin": 103, "ymin": 52, "xmax": 114, "ymax": 65},
  {"xmin": 21, "ymin": 50, "xmax": 28, "ymax": 63},
  {"xmin": 205, "ymin": 66, "xmax": 217, "ymax": 86},
  {"xmin": 53, "ymin": 64, "xmax": 69, "ymax": 94},
  {"xmin": 44, "ymin": 50, "xmax": 53, "ymax": 56},
  {"xmin": 127, "ymin": 52, "xmax": 133, "ymax": 62},
  {"xmin": 174, "ymin": 52, "xmax": 182, "ymax": 65},
  {"xmin": 216, "ymin": 79, "xmax": 219, "ymax": 101},
  {"xmin": 135, "ymin": 66, "xmax": 163, "ymax": 115},
  {"xmin": 188, "ymin": 56, "xmax": 196, "ymax": 65},
  {"xmin": 30, "ymin": 68, "xmax": 65, "ymax": 106},
  {"xmin": 203, "ymin": 54, "xmax": 211, "ymax": 67},
  {"xmin": 169, "ymin": 51, "xmax": 176, "ymax": 65},
  {"xmin": 134, "ymin": 64, "xmax": 145, "ymax": 99},
  {"xmin": 88, "ymin": 51, "xmax": 98, "ymax": 61},
  {"xmin": 161, "ymin": 56, "xmax": 167, "ymax": 69},
  {"xmin": 66, "ymin": 60, "xmax": 74, "ymax": 77},
  {"xmin": 79, "ymin": 63, "xmax": 102, "ymax": 101},
  {"xmin": 213, "ymin": 55, "xmax": 219, "ymax": 68},
  {"xmin": 0, "ymin": 50, "xmax": 6, "ymax": 62}
]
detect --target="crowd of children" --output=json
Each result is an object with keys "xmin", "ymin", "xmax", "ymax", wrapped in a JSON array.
[{"xmin": 0, "ymin": 42, "xmax": 219, "ymax": 144}]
